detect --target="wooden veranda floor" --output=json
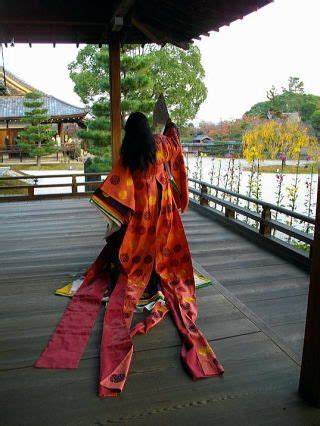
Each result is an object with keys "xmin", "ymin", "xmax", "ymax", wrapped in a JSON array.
[{"xmin": 0, "ymin": 199, "xmax": 319, "ymax": 425}]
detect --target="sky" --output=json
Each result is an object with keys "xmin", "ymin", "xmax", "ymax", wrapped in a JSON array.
[{"xmin": 2, "ymin": 0, "xmax": 320, "ymax": 124}]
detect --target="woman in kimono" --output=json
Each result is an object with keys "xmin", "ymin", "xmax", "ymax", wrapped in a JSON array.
[{"xmin": 35, "ymin": 112, "xmax": 224, "ymax": 397}]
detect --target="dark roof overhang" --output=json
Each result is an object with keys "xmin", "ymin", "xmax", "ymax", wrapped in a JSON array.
[{"xmin": 0, "ymin": 1, "xmax": 273, "ymax": 47}]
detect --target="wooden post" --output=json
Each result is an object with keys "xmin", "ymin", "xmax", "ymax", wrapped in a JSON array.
[
  {"xmin": 299, "ymin": 172, "xmax": 320, "ymax": 406},
  {"xmin": 58, "ymin": 122, "xmax": 64, "ymax": 142},
  {"xmin": 260, "ymin": 206, "xmax": 272, "ymax": 236},
  {"xmin": 109, "ymin": 37, "xmax": 121, "ymax": 167},
  {"xmin": 71, "ymin": 176, "xmax": 77, "ymax": 195},
  {"xmin": 225, "ymin": 208, "xmax": 235, "ymax": 219},
  {"xmin": 27, "ymin": 186, "xmax": 34, "ymax": 199},
  {"xmin": 200, "ymin": 185, "xmax": 209, "ymax": 206}
]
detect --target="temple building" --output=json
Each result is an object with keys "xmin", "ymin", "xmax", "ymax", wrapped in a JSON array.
[{"xmin": 0, "ymin": 66, "xmax": 87, "ymax": 155}]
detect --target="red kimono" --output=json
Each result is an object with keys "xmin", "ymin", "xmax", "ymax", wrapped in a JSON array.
[{"xmin": 35, "ymin": 126, "xmax": 224, "ymax": 397}]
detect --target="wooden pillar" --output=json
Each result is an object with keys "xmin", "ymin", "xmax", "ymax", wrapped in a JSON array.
[
  {"xmin": 58, "ymin": 122, "xmax": 64, "ymax": 143},
  {"xmin": 5, "ymin": 120, "xmax": 10, "ymax": 147},
  {"xmin": 57, "ymin": 122, "xmax": 65, "ymax": 161},
  {"xmin": 299, "ymin": 171, "xmax": 320, "ymax": 406},
  {"xmin": 109, "ymin": 37, "xmax": 121, "ymax": 167}
]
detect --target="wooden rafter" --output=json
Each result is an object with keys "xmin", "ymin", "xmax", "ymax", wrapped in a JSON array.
[{"xmin": 131, "ymin": 12, "xmax": 190, "ymax": 49}]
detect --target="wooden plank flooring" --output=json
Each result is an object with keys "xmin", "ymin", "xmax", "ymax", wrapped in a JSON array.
[
  {"xmin": 0, "ymin": 198, "xmax": 319, "ymax": 426},
  {"xmin": 185, "ymin": 212, "xmax": 310, "ymax": 360}
]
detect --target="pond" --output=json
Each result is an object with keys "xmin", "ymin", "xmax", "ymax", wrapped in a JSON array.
[{"xmin": 185, "ymin": 155, "xmax": 318, "ymax": 218}]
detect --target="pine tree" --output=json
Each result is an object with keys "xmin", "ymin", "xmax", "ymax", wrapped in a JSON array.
[
  {"xmin": 78, "ymin": 99, "xmax": 112, "ymax": 172},
  {"xmin": 69, "ymin": 44, "xmax": 206, "ymax": 172},
  {"xmin": 72, "ymin": 45, "xmax": 153, "ymax": 172},
  {"xmin": 16, "ymin": 92, "xmax": 56, "ymax": 166}
]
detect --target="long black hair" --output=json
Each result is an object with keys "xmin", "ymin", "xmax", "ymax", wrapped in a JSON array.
[{"xmin": 120, "ymin": 112, "xmax": 156, "ymax": 173}]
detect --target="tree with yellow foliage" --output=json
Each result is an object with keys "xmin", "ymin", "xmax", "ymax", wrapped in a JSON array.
[{"xmin": 243, "ymin": 120, "xmax": 319, "ymax": 161}]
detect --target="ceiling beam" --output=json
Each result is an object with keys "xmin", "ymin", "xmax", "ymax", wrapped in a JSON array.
[
  {"xmin": 131, "ymin": 12, "xmax": 190, "ymax": 50},
  {"xmin": 112, "ymin": 0, "xmax": 136, "ymax": 18}
]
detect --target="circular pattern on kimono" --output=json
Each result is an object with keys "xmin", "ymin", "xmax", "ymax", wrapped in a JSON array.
[
  {"xmin": 181, "ymin": 254, "xmax": 191, "ymax": 263},
  {"xmin": 135, "ymin": 225, "xmax": 146, "ymax": 235},
  {"xmin": 134, "ymin": 211, "xmax": 143, "ymax": 220},
  {"xmin": 120, "ymin": 253, "xmax": 129, "ymax": 263},
  {"xmin": 156, "ymin": 151, "xmax": 165, "ymax": 162},
  {"xmin": 110, "ymin": 373, "xmax": 126, "ymax": 383},
  {"xmin": 170, "ymin": 279, "xmax": 179, "ymax": 286},
  {"xmin": 189, "ymin": 324, "xmax": 197, "ymax": 332},
  {"xmin": 143, "ymin": 211, "xmax": 152, "ymax": 221},
  {"xmin": 173, "ymin": 244, "xmax": 182, "ymax": 253},
  {"xmin": 148, "ymin": 226, "xmax": 156, "ymax": 235},
  {"xmin": 132, "ymin": 255, "xmax": 141, "ymax": 264},
  {"xmin": 157, "ymin": 262, "xmax": 166, "ymax": 272},
  {"xmin": 169, "ymin": 259, "xmax": 179, "ymax": 267},
  {"xmin": 162, "ymin": 219, "xmax": 171, "ymax": 229},
  {"xmin": 184, "ymin": 278, "xmax": 194, "ymax": 286},
  {"xmin": 151, "ymin": 311, "xmax": 161, "ymax": 319},
  {"xmin": 144, "ymin": 255, "xmax": 153, "ymax": 264},
  {"xmin": 147, "ymin": 195, "xmax": 157, "ymax": 206},
  {"xmin": 110, "ymin": 175, "xmax": 120, "ymax": 185},
  {"xmin": 181, "ymin": 302, "xmax": 191, "ymax": 310},
  {"xmin": 160, "ymin": 207, "xmax": 167, "ymax": 215},
  {"xmin": 135, "ymin": 181, "xmax": 144, "ymax": 190},
  {"xmin": 162, "ymin": 247, "xmax": 171, "ymax": 257},
  {"xmin": 134, "ymin": 269, "xmax": 143, "ymax": 277},
  {"xmin": 119, "ymin": 190, "xmax": 127, "ymax": 200},
  {"xmin": 166, "ymin": 204, "xmax": 173, "ymax": 213}
]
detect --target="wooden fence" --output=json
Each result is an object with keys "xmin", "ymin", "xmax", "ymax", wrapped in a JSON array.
[
  {"xmin": 0, "ymin": 144, "xmax": 77, "ymax": 162},
  {"xmin": 0, "ymin": 173, "xmax": 103, "ymax": 201}
]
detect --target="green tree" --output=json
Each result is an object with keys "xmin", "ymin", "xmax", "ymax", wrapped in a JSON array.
[
  {"xmin": 246, "ymin": 77, "xmax": 320, "ymax": 119},
  {"xmin": 310, "ymin": 110, "xmax": 320, "ymax": 137},
  {"xmin": 245, "ymin": 100, "xmax": 270, "ymax": 118},
  {"xmin": 78, "ymin": 100, "xmax": 112, "ymax": 171},
  {"xmin": 149, "ymin": 45, "xmax": 207, "ymax": 126},
  {"xmin": 300, "ymin": 102, "xmax": 317, "ymax": 121},
  {"xmin": 266, "ymin": 85, "xmax": 282, "ymax": 117},
  {"xmin": 68, "ymin": 44, "xmax": 207, "ymax": 170},
  {"xmin": 16, "ymin": 92, "xmax": 56, "ymax": 166},
  {"xmin": 285, "ymin": 76, "xmax": 304, "ymax": 94},
  {"xmin": 69, "ymin": 45, "xmax": 154, "ymax": 169}
]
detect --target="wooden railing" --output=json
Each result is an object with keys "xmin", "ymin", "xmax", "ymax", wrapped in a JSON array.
[
  {"xmin": 0, "ymin": 172, "xmax": 315, "ymax": 267},
  {"xmin": 0, "ymin": 144, "xmax": 77, "ymax": 162},
  {"xmin": 188, "ymin": 177, "xmax": 315, "ymax": 268},
  {"xmin": 182, "ymin": 142, "xmax": 242, "ymax": 156},
  {"xmin": 0, "ymin": 173, "xmax": 104, "ymax": 202}
]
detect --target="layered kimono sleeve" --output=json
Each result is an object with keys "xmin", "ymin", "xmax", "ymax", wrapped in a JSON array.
[
  {"xmin": 91, "ymin": 161, "xmax": 135, "ymax": 227},
  {"xmin": 90, "ymin": 188, "xmax": 131, "ymax": 228}
]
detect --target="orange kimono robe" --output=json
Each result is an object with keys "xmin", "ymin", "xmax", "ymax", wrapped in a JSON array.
[{"xmin": 35, "ymin": 126, "xmax": 224, "ymax": 397}]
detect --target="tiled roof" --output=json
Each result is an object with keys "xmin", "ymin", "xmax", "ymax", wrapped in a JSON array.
[
  {"xmin": 0, "ymin": 95, "xmax": 87, "ymax": 120},
  {"xmin": 0, "ymin": 66, "xmax": 41, "ymax": 95}
]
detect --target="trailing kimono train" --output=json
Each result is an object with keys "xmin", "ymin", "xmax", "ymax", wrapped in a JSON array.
[{"xmin": 35, "ymin": 125, "xmax": 224, "ymax": 397}]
